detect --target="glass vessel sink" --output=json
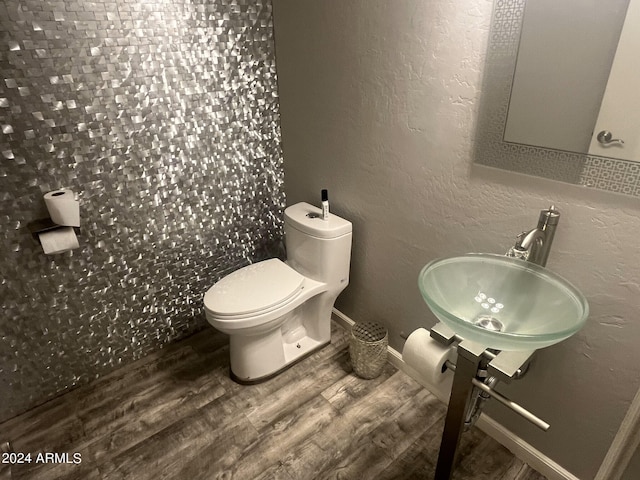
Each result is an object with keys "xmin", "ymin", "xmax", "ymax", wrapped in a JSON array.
[{"xmin": 418, "ymin": 254, "xmax": 589, "ymax": 351}]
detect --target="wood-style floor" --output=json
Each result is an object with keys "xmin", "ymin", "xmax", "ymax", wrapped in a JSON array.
[{"xmin": 0, "ymin": 321, "xmax": 547, "ymax": 480}]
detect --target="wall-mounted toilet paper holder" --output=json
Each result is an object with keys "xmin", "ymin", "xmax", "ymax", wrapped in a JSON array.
[
  {"xmin": 27, "ymin": 218, "xmax": 81, "ymax": 254},
  {"xmin": 429, "ymin": 322, "xmax": 548, "ymax": 480},
  {"xmin": 27, "ymin": 217, "xmax": 79, "ymax": 236},
  {"xmin": 27, "ymin": 189, "xmax": 81, "ymax": 254}
]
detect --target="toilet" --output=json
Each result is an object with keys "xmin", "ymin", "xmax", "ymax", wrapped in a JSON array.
[{"xmin": 203, "ymin": 202, "xmax": 352, "ymax": 384}]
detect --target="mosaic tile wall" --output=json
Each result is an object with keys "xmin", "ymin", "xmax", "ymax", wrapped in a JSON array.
[{"xmin": 0, "ymin": 0, "xmax": 284, "ymax": 422}]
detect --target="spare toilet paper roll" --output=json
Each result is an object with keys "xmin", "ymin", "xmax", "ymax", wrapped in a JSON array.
[
  {"xmin": 403, "ymin": 328, "xmax": 455, "ymax": 387},
  {"xmin": 39, "ymin": 227, "xmax": 79, "ymax": 254},
  {"xmin": 44, "ymin": 189, "xmax": 80, "ymax": 227}
]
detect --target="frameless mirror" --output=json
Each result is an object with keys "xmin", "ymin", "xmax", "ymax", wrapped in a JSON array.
[{"xmin": 475, "ymin": 0, "xmax": 640, "ymax": 198}]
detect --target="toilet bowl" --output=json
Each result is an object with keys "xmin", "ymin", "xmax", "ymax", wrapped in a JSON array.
[{"xmin": 203, "ymin": 202, "xmax": 352, "ymax": 384}]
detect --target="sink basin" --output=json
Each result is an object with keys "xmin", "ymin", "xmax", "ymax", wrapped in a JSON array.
[{"xmin": 418, "ymin": 253, "xmax": 589, "ymax": 351}]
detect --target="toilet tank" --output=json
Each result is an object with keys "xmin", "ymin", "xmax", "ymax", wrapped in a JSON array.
[{"xmin": 284, "ymin": 202, "xmax": 352, "ymax": 286}]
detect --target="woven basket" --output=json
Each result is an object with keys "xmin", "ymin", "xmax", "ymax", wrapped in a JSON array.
[{"xmin": 349, "ymin": 322, "xmax": 388, "ymax": 379}]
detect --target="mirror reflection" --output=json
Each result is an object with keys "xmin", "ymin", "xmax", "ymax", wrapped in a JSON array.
[
  {"xmin": 475, "ymin": 0, "xmax": 640, "ymax": 197},
  {"xmin": 504, "ymin": 0, "xmax": 639, "ymax": 162}
]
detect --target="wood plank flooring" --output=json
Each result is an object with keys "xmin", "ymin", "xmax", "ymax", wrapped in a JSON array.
[{"xmin": 0, "ymin": 321, "xmax": 547, "ymax": 480}]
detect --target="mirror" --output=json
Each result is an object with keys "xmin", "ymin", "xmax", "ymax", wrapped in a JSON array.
[{"xmin": 475, "ymin": 0, "xmax": 640, "ymax": 197}]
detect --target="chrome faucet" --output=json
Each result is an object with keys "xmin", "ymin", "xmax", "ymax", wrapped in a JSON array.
[{"xmin": 507, "ymin": 206, "xmax": 560, "ymax": 267}]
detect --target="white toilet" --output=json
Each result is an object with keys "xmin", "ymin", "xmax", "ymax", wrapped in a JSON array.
[{"xmin": 203, "ymin": 202, "xmax": 352, "ymax": 384}]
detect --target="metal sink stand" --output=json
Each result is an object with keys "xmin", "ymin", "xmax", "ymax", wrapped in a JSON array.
[{"xmin": 430, "ymin": 323, "xmax": 549, "ymax": 480}]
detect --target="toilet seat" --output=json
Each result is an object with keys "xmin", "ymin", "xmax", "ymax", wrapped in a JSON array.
[{"xmin": 204, "ymin": 259, "xmax": 305, "ymax": 319}]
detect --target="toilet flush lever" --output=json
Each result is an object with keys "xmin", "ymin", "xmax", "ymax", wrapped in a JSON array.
[{"xmin": 597, "ymin": 130, "xmax": 625, "ymax": 146}]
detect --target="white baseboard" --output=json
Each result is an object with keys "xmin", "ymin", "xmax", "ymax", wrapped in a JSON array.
[
  {"xmin": 331, "ymin": 309, "xmax": 580, "ymax": 480},
  {"xmin": 331, "ymin": 308, "xmax": 355, "ymax": 332}
]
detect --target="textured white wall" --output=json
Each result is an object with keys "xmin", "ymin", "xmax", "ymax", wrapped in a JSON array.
[{"xmin": 272, "ymin": 0, "xmax": 640, "ymax": 478}]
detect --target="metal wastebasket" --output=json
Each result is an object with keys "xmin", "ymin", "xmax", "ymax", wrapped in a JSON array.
[{"xmin": 349, "ymin": 322, "xmax": 388, "ymax": 379}]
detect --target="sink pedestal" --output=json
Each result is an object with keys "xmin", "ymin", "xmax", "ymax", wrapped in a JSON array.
[
  {"xmin": 435, "ymin": 340, "xmax": 487, "ymax": 480},
  {"xmin": 429, "ymin": 322, "xmax": 546, "ymax": 480}
]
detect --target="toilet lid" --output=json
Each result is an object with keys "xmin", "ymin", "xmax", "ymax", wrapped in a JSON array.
[{"xmin": 204, "ymin": 259, "xmax": 305, "ymax": 317}]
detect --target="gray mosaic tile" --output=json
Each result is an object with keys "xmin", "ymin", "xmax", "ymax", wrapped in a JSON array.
[{"xmin": 0, "ymin": 0, "xmax": 284, "ymax": 421}]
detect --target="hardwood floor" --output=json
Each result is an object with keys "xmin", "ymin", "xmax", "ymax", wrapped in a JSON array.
[{"xmin": 0, "ymin": 322, "xmax": 547, "ymax": 480}]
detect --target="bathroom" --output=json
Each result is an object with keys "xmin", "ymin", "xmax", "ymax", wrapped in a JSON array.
[{"xmin": 1, "ymin": 0, "xmax": 640, "ymax": 479}]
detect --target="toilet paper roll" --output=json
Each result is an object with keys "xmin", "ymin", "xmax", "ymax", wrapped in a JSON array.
[
  {"xmin": 44, "ymin": 189, "xmax": 80, "ymax": 227},
  {"xmin": 403, "ymin": 328, "xmax": 456, "ymax": 403},
  {"xmin": 39, "ymin": 227, "xmax": 79, "ymax": 254}
]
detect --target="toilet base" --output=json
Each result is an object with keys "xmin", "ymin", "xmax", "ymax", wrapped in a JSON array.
[{"xmin": 230, "ymin": 339, "xmax": 330, "ymax": 385}]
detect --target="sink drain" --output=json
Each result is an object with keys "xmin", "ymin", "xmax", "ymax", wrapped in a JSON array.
[{"xmin": 474, "ymin": 315, "xmax": 504, "ymax": 332}]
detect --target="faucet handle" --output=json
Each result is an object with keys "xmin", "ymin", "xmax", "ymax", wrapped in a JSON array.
[
  {"xmin": 505, "ymin": 231, "xmax": 530, "ymax": 260},
  {"xmin": 506, "ymin": 246, "xmax": 529, "ymax": 261},
  {"xmin": 540, "ymin": 205, "xmax": 560, "ymax": 226}
]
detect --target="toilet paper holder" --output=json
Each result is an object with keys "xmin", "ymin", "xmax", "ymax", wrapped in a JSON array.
[
  {"xmin": 27, "ymin": 189, "xmax": 81, "ymax": 254},
  {"xmin": 431, "ymin": 322, "xmax": 532, "ymax": 382},
  {"xmin": 431, "ymin": 322, "xmax": 544, "ymax": 426},
  {"xmin": 27, "ymin": 217, "xmax": 81, "ymax": 254},
  {"xmin": 27, "ymin": 217, "xmax": 80, "ymax": 238}
]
